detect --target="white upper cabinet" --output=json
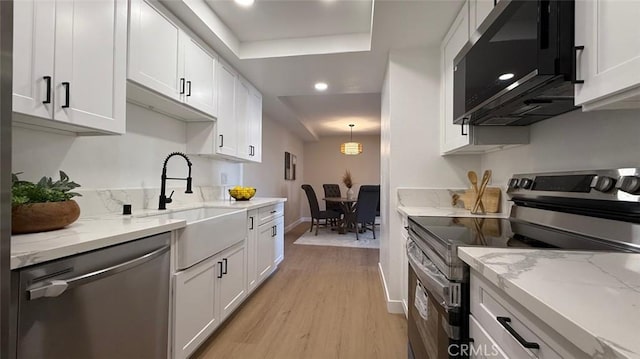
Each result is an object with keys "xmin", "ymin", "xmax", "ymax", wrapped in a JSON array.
[
  {"xmin": 441, "ymin": 2, "xmax": 472, "ymax": 154},
  {"xmin": 186, "ymin": 61, "xmax": 263, "ymax": 163},
  {"xmin": 183, "ymin": 36, "xmax": 218, "ymax": 117},
  {"xmin": 440, "ymin": 1, "xmax": 528, "ymax": 155},
  {"xmin": 13, "ymin": 0, "xmax": 127, "ymax": 134},
  {"xmin": 247, "ymin": 88, "xmax": 263, "ymax": 162},
  {"xmin": 128, "ymin": 0, "xmax": 182, "ymax": 102},
  {"xmin": 127, "ymin": 0, "xmax": 216, "ymax": 120},
  {"xmin": 235, "ymin": 78, "xmax": 251, "ymax": 160},
  {"xmin": 574, "ymin": 0, "xmax": 640, "ymax": 110},
  {"xmin": 469, "ymin": 0, "xmax": 494, "ymax": 36},
  {"xmin": 13, "ymin": 0, "xmax": 55, "ymax": 120},
  {"xmin": 215, "ymin": 61, "xmax": 239, "ymax": 157}
]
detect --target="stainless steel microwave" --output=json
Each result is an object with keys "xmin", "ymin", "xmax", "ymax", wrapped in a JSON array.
[{"xmin": 454, "ymin": 0, "xmax": 579, "ymax": 126}]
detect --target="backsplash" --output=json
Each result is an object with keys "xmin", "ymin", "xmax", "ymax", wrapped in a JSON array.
[{"xmin": 75, "ymin": 185, "xmax": 233, "ymax": 217}]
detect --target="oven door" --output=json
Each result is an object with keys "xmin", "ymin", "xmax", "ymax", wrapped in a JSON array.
[{"xmin": 407, "ymin": 240, "xmax": 467, "ymax": 359}]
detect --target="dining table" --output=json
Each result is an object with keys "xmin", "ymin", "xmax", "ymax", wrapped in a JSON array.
[{"xmin": 323, "ymin": 197, "xmax": 357, "ymax": 234}]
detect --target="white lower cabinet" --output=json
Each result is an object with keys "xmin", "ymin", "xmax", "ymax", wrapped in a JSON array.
[
  {"xmin": 173, "ymin": 258, "xmax": 218, "ymax": 359},
  {"xmin": 173, "ymin": 242, "xmax": 246, "ymax": 359},
  {"xmin": 257, "ymin": 220, "xmax": 275, "ymax": 283},
  {"xmin": 172, "ymin": 202, "xmax": 285, "ymax": 358},
  {"xmin": 469, "ymin": 270, "xmax": 583, "ymax": 359}
]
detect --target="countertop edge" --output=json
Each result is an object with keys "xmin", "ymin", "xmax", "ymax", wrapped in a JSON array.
[{"xmin": 458, "ymin": 247, "xmax": 640, "ymax": 359}]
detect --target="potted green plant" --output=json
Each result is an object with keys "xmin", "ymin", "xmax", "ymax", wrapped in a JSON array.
[{"xmin": 12, "ymin": 171, "xmax": 82, "ymax": 234}]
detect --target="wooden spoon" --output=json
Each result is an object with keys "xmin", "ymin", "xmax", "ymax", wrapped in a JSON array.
[
  {"xmin": 472, "ymin": 170, "xmax": 492, "ymax": 213},
  {"xmin": 467, "ymin": 171, "xmax": 485, "ymax": 213}
]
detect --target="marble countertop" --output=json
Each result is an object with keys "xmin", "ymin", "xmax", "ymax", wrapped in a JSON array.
[
  {"xmin": 397, "ymin": 206, "xmax": 507, "ymax": 218},
  {"xmin": 11, "ymin": 197, "xmax": 286, "ymax": 270},
  {"xmin": 458, "ymin": 247, "xmax": 640, "ymax": 359}
]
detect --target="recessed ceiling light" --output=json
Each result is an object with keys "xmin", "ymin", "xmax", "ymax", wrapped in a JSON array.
[
  {"xmin": 498, "ymin": 73, "xmax": 515, "ymax": 81},
  {"xmin": 314, "ymin": 82, "xmax": 328, "ymax": 91},
  {"xmin": 234, "ymin": 0, "xmax": 254, "ymax": 7}
]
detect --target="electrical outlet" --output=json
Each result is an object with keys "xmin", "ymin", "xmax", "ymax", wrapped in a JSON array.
[{"xmin": 220, "ymin": 172, "xmax": 228, "ymax": 185}]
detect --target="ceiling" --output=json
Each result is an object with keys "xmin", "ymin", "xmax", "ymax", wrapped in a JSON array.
[{"xmin": 161, "ymin": 0, "xmax": 464, "ymax": 141}]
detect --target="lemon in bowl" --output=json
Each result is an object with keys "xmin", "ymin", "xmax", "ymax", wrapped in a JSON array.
[{"xmin": 229, "ymin": 186, "xmax": 256, "ymax": 201}]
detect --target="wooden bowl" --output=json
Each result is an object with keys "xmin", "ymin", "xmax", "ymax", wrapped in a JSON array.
[{"xmin": 12, "ymin": 200, "xmax": 81, "ymax": 234}]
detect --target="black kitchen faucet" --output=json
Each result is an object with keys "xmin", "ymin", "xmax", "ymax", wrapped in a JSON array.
[{"xmin": 158, "ymin": 152, "xmax": 193, "ymax": 210}]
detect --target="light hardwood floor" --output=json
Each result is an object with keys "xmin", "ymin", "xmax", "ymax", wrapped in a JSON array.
[{"xmin": 192, "ymin": 222, "xmax": 408, "ymax": 359}]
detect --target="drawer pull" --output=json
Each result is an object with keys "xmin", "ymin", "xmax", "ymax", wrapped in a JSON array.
[
  {"xmin": 497, "ymin": 316, "xmax": 540, "ymax": 350},
  {"xmin": 270, "ymin": 210, "xmax": 277, "ymax": 214}
]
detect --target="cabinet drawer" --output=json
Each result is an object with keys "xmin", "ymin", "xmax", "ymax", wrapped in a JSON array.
[
  {"xmin": 468, "ymin": 315, "xmax": 507, "ymax": 359},
  {"xmin": 470, "ymin": 271, "xmax": 581, "ymax": 358},
  {"xmin": 258, "ymin": 202, "xmax": 284, "ymax": 226}
]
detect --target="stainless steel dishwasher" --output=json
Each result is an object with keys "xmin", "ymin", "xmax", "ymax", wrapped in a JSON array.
[{"xmin": 11, "ymin": 232, "xmax": 171, "ymax": 359}]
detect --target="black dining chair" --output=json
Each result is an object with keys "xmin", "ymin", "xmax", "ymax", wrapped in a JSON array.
[
  {"xmin": 302, "ymin": 184, "xmax": 341, "ymax": 235},
  {"xmin": 323, "ymin": 184, "xmax": 344, "ymax": 225},
  {"xmin": 354, "ymin": 185, "xmax": 380, "ymax": 240}
]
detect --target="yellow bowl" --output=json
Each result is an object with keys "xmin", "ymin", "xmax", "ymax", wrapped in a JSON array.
[{"xmin": 229, "ymin": 187, "xmax": 256, "ymax": 201}]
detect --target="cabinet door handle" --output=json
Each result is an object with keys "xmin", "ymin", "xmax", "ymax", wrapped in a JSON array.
[
  {"xmin": 218, "ymin": 261, "xmax": 223, "ymax": 278},
  {"xmin": 271, "ymin": 226, "xmax": 275, "ymax": 237},
  {"xmin": 61, "ymin": 82, "xmax": 70, "ymax": 108},
  {"xmin": 42, "ymin": 76, "xmax": 52, "ymax": 104},
  {"xmin": 219, "ymin": 134, "xmax": 224, "ymax": 148},
  {"xmin": 180, "ymin": 78, "xmax": 185, "ymax": 94},
  {"xmin": 222, "ymin": 258, "xmax": 228, "ymax": 274},
  {"xmin": 249, "ymin": 216, "xmax": 254, "ymax": 230},
  {"xmin": 274, "ymin": 226, "xmax": 277, "ymax": 236},
  {"xmin": 186, "ymin": 80, "xmax": 192, "ymax": 96},
  {"xmin": 461, "ymin": 122, "xmax": 467, "ymax": 136},
  {"xmin": 572, "ymin": 46, "xmax": 585, "ymax": 84},
  {"xmin": 497, "ymin": 316, "xmax": 540, "ymax": 350}
]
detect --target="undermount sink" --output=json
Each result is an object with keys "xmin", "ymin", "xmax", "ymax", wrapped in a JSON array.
[{"xmin": 145, "ymin": 207, "xmax": 247, "ymax": 270}]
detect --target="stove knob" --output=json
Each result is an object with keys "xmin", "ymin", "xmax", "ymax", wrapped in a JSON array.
[
  {"xmin": 591, "ymin": 176, "xmax": 616, "ymax": 193},
  {"xmin": 508, "ymin": 178, "xmax": 520, "ymax": 189},
  {"xmin": 616, "ymin": 176, "xmax": 640, "ymax": 195},
  {"xmin": 519, "ymin": 178, "xmax": 533, "ymax": 189}
]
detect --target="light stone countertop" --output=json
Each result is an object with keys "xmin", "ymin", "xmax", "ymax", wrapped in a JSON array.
[
  {"xmin": 397, "ymin": 206, "xmax": 507, "ymax": 218},
  {"xmin": 11, "ymin": 197, "xmax": 286, "ymax": 270},
  {"xmin": 458, "ymin": 247, "xmax": 640, "ymax": 359}
]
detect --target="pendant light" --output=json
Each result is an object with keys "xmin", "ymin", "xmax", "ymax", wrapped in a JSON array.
[{"xmin": 340, "ymin": 124, "xmax": 363, "ymax": 155}]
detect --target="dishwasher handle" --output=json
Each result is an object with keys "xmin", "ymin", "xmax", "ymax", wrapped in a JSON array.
[{"xmin": 28, "ymin": 245, "xmax": 170, "ymax": 300}]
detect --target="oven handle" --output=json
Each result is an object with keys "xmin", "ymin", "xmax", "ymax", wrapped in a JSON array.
[{"xmin": 407, "ymin": 240, "xmax": 455, "ymax": 309}]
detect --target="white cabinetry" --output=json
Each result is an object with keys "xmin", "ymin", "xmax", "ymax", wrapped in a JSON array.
[
  {"xmin": 13, "ymin": 0, "xmax": 127, "ymax": 134},
  {"xmin": 186, "ymin": 62, "xmax": 263, "ymax": 162},
  {"xmin": 574, "ymin": 0, "xmax": 640, "ymax": 111},
  {"xmin": 468, "ymin": 0, "xmax": 494, "ymax": 37},
  {"xmin": 173, "ymin": 258, "xmax": 218, "ymax": 359},
  {"xmin": 440, "ymin": 1, "xmax": 528, "ymax": 155},
  {"xmin": 246, "ymin": 210, "xmax": 259, "ymax": 292},
  {"xmin": 469, "ymin": 270, "xmax": 583, "ymax": 358},
  {"xmin": 128, "ymin": 0, "xmax": 217, "ymax": 121},
  {"xmin": 173, "ymin": 242, "xmax": 246, "ymax": 359},
  {"xmin": 253, "ymin": 202, "xmax": 285, "ymax": 285}
]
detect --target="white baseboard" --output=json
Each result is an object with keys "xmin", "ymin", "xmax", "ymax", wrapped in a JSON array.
[
  {"xmin": 377, "ymin": 262, "xmax": 404, "ymax": 314},
  {"xmin": 285, "ymin": 218, "xmax": 304, "ymax": 233},
  {"xmin": 300, "ymin": 217, "xmax": 311, "ymax": 222}
]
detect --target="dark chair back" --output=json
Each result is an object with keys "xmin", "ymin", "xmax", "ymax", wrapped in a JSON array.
[
  {"xmin": 323, "ymin": 184, "xmax": 342, "ymax": 212},
  {"xmin": 356, "ymin": 185, "xmax": 380, "ymax": 223},
  {"xmin": 302, "ymin": 184, "xmax": 320, "ymax": 217}
]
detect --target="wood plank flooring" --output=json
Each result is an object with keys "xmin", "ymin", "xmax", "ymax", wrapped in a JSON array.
[{"xmin": 192, "ymin": 222, "xmax": 408, "ymax": 359}]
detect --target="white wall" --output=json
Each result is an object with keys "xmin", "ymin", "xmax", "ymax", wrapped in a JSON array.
[
  {"xmin": 480, "ymin": 109, "xmax": 640, "ymax": 185},
  {"xmin": 301, "ymin": 135, "xmax": 381, "ymax": 218},
  {"xmin": 13, "ymin": 103, "xmax": 241, "ymax": 191},
  {"xmin": 381, "ymin": 48, "xmax": 480, "ymax": 312},
  {"xmin": 243, "ymin": 115, "xmax": 305, "ymax": 230}
]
